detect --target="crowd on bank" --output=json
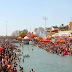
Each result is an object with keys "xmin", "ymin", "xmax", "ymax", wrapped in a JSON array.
[
  {"xmin": 0, "ymin": 40, "xmax": 35, "ymax": 72},
  {"xmin": 36, "ymin": 36, "xmax": 72, "ymax": 56},
  {"xmin": 0, "ymin": 41, "xmax": 24, "ymax": 72},
  {"xmin": 0, "ymin": 42, "xmax": 19, "ymax": 72}
]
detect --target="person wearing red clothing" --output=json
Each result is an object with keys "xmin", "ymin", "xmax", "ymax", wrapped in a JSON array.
[
  {"xmin": 14, "ymin": 68, "xmax": 17, "ymax": 72},
  {"xmin": 3, "ymin": 60, "xmax": 5, "ymax": 64},
  {"xmin": 23, "ymin": 59, "xmax": 24, "ymax": 62},
  {"xmin": 12, "ymin": 68, "xmax": 14, "ymax": 72},
  {"xmin": 22, "ymin": 70, "xmax": 24, "ymax": 72}
]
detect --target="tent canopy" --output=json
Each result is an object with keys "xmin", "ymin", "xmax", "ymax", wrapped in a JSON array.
[
  {"xmin": 60, "ymin": 40, "xmax": 66, "ymax": 43},
  {"xmin": 69, "ymin": 37, "xmax": 72, "ymax": 41}
]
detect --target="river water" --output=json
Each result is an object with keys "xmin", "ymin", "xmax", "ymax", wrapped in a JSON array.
[{"xmin": 14, "ymin": 43, "xmax": 72, "ymax": 72}]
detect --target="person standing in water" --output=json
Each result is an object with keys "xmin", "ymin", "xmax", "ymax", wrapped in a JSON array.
[
  {"xmin": 22, "ymin": 70, "xmax": 24, "ymax": 72},
  {"xmin": 32, "ymin": 48, "xmax": 33, "ymax": 51},
  {"xmin": 22, "ymin": 52, "xmax": 23, "ymax": 54},
  {"xmin": 31, "ymin": 69, "xmax": 35, "ymax": 72},
  {"xmin": 23, "ymin": 59, "xmax": 24, "ymax": 62},
  {"xmin": 19, "ymin": 60, "xmax": 20, "ymax": 63}
]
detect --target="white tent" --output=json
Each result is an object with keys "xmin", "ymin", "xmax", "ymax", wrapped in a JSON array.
[{"xmin": 24, "ymin": 36, "xmax": 29, "ymax": 39}]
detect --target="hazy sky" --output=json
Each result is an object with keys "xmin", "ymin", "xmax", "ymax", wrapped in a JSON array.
[{"xmin": 0, "ymin": 0, "xmax": 72, "ymax": 36}]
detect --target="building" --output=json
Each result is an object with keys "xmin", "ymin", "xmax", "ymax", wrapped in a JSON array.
[
  {"xmin": 22, "ymin": 29, "xmax": 28, "ymax": 33},
  {"xmin": 68, "ymin": 21, "xmax": 72, "ymax": 30},
  {"xmin": 59, "ymin": 25, "xmax": 69, "ymax": 31},
  {"xmin": 51, "ymin": 26, "xmax": 59, "ymax": 33},
  {"xmin": 46, "ymin": 28, "xmax": 51, "ymax": 32},
  {"xmin": 46, "ymin": 26, "xmax": 59, "ymax": 36}
]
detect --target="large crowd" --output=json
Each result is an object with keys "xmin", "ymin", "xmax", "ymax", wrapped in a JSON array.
[
  {"xmin": 0, "ymin": 41, "xmax": 18, "ymax": 72},
  {"xmin": 36, "ymin": 36, "xmax": 72, "ymax": 56},
  {"xmin": 0, "ymin": 40, "xmax": 35, "ymax": 72},
  {"xmin": 0, "ymin": 36, "xmax": 72, "ymax": 72}
]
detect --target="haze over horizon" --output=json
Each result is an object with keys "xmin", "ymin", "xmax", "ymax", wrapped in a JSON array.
[{"xmin": 0, "ymin": 0, "xmax": 72, "ymax": 36}]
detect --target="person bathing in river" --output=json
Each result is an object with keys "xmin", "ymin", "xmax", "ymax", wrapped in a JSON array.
[
  {"xmin": 22, "ymin": 52, "xmax": 23, "ymax": 54},
  {"xmin": 22, "ymin": 70, "xmax": 24, "ymax": 72},
  {"xmin": 22, "ymin": 44, "xmax": 23, "ymax": 47},
  {"xmin": 32, "ymin": 48, "xmax": 33, "ymax": 51},
  {"xmin": 23, "ymin": 59, "xmax": 24, "ymax": 62},
  {"xmin": 19, "ymin": 67, "xmax": 23, "ymax": 70},
  {"xmin": 31, "ymin": 69, "xmax": 35, "ymax": 72},
  {"xmin": 20, "ymin": 43, "xmax": 21, "ymax": 46},
  {"xmin": 19, "ymin": 60, "xmax": 20, "ymax": 63},
  {"xmin": 19, "ymin": 65, "xmax": 20, "ymax": 68}
]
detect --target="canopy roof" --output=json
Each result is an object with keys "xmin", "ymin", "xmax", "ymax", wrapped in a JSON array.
[
  {"xmin": 27, "ymin": 31, "xmax": 31, "ymax": 34},
  {"xmin": 60, "ymin": 40, "xmax": 66, "ymax": 43},
  {"xmin": 17, "ymin": 37, "xmax": 22, "ymax": 41},
  {"xmin": 40, "ymin": 39, "xmax": 50, "ymax": 42},
  {"xmin": 57, "ymin": 40, "xmax": 60, "ymax": 42},
  {"xmin": 69, "ymin": 37, "xmax": 72, "ymax": 41},
  {"xmin": 24, "ymin": 36, "xmax": 29, "ymax": 39},
  {"xmin": 28, "ymin": 34, "xmax": 35, "ymax": 39},
  {"xmin": 34, "ymin": 37, "xmax": 42, "ymax": 40}
]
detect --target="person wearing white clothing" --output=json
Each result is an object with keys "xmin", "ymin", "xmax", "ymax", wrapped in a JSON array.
[{"xmin": 2, "ymin": 58, "xmax": 4, "ymax": 63}]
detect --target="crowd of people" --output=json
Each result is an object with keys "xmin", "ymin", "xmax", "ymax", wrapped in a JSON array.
[
  {"xmin": 0, "ymin": 39, "xmax": 35, "ymax": 72},
  {"xmin": 1, "ymin": 35, "xmax": 71, "ymax": 72},
  {"xmin": 0, "ymin": 40, "xmax": 25, "ymax": 72},
  {"xmin": 36, "ymin": 36, "xmax": 72, "ymax": 56},
  {"xmin": 0, "ymin": 41, "xmax": 19, "ymax": 72}
]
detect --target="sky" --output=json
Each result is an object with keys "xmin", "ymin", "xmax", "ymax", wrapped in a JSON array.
[{"xmin": 0, "ymin": 0, "xmax": 72, "ymax": 36}]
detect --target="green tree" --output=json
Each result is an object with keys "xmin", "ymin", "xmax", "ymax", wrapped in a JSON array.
[
  {"xmin": 19, "ymin": 33, "xmax": 22, "ymax": 37},
  {"xmin": 20, "ymin": 32, "xmax": 26, "ymax": 37},
  {"xmin": 32, "ymin": 32, "xmax": 33, "ymax": 34},
  {"xmin": 35, "ymin": 28, "xmax": 38, "ymax": 30},
  {"xmin": 39, "ymin": 27, "xmax": 44, "ymax": 30},
  {"xmin": 60, "ymin": 24, "xmax": 64, "ymax": 31},
  {"xmin": 61, "ymin": 24, "xmax": 64, "ymax": 27}
]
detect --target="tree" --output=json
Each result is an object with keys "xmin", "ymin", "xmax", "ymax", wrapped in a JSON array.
[
  {"xmin": 39, "ymin": 27, "xmax": 44, "ymax": 30},
  {"xmin": 19, "ymin": 32, "xmax": 26, "ymax": 37},
  {"xmin": 35, "ymin": 28, "xmax": 38, "ymax": 30},
  {"xmin": 35, "ymin": 27, "xmax": 44, "ymax": 31},
  {"xmin": 32, "ymin": 32, "xmax": 33, "ymax": 34},
  {"xmin": 61, "ymin": 24, "xmax": 64, "ymax": 27},
  {"xmin": 11, "ymin": 30, "xmax": 19, "ymax": 37}
]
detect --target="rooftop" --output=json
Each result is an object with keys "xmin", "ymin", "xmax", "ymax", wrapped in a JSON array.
[{"xmin": 52, "ymin": 26, "xmax": 58, "ymax": 28}]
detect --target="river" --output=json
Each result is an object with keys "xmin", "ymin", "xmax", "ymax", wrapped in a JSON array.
[{"xmin": 14, "ymin": 43, "xmax": 72, "ymax": 72}]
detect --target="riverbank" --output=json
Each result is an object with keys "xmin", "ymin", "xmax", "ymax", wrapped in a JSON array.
[
  {"xmin": 13, "ymin": 43, "xmax": 72, "ymax": 72},
  {"xmin": 34, "ymin": 36, "xmax": 72, "ymax": 56},
  {"xmin": 0, "ymin": 43, "xmax": 18, "ymax": 72}
]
